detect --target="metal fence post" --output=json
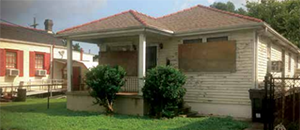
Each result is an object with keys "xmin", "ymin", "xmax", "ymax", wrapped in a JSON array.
[{"xmin": 47, "ymin": 85, "xmax": 50, "ymax": 109}]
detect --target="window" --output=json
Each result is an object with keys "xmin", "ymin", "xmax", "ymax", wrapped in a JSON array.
[
  {"xmin": 288, "ymin": 53, "xmax": 291, "ymax": 72},
  {"xmin": 35, "ymin": 54, "xmax": 44, "ymax": 69},
  {"xmin": 207, "ymin": 36, "xmax": 228, "ymax": 42},
  {"xmin": 6, "ymin": 51, "xmax": 17, "ymax": 68},
  {"xmin": 183, "ymin": 38, "xmax": 202, "ymax": 44}
]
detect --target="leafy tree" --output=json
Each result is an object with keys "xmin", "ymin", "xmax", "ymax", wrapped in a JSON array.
[
  {"xmin": 85, "ymin": 65, "xmax": 126, "ymax": 114},
  {"xmin": 73, "ymin": 43, "xmax": 82, "ymax": 51},
  {"xmin": 142, "ymin": 66, "xmax": 186, "ymax": 118},
  {"xmin": 210, "ymin": 1, "xmax": 248, "ymax": 17},
  {"xmin": 210, "ymin": 1, "xmax": 236, "ymax": 12},
  {"xmin": 210, "ymin": 0, "xmax": 300, "ymax": 46},
  {"xmin": 245, "ymin": 0, "xmax": 300, "ymax": 46}
]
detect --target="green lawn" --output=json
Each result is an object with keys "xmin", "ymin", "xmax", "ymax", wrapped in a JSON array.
[{"xmin": 0, "ymin": 98, "xmax": 248, "ymax": 130}]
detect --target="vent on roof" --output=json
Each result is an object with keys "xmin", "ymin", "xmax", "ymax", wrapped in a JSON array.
[{"xmin": 44, "ymin": 19, "xmax": 53, "ymax": 33}]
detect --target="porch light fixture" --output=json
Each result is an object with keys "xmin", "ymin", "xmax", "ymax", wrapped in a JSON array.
[
  {"xmin": 159, "ymin": 43, "xmax": 163, "ymax": 49},
  {"xmin": 132, "ymin": 45, "xmax": 137, "ymax": 51}
]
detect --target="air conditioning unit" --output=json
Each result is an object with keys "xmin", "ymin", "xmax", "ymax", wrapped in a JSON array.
[
  {"xmin": 271, "ymin": 61, "xmax": 283, "ymax": 72},
  {"xmin": 36, "ymin": 70, "xmax": 47, "ymax": 77},
  {"xmin": 6, "ymin": 69, "xmax": 19, "ymax": 76}
]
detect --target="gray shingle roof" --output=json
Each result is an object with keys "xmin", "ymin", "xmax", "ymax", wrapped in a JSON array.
[
  {"xmin": 57, "ymin": 5, "xmax": 263, "ymax": 35},
  {"xmin": 0, "ymin": 22, "xmax": 65, "ymax": 46}
]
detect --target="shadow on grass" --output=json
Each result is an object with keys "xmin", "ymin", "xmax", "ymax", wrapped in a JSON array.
[{"xmin": 170, "ymin": 117, "xmax": 249, "ymax": 130}]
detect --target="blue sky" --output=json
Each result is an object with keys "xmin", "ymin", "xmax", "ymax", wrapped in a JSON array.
[{"xmin": 1, "ymin": 0, "xmax": 250, "ymax": 55}]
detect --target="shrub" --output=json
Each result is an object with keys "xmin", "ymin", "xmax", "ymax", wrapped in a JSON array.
[
  {"xmin": 142, "ymin": 66, "xmax": 186, "ymax": 118},
  {"xmin": 85, "ymin": 65, "xmax": 126, "ymax": 114}
]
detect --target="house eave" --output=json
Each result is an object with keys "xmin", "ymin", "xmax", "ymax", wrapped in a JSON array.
[
  {"xmin": 174, "ymin": 23, "xmax": 264, "ymax": 37},
  {"xmin": 262, "ymin": 23, "xmax": 299, "ymax": 53},
  {"xmin": 55, "ymin": 26, "xmax": 173, "ymax": 41}
]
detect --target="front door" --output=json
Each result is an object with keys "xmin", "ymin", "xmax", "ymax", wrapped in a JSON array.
[
  {"xmin": 146, "ymin": 46, "xmax": 157, "ymax": 70},
  {"xmin": 72, "ymin": 67, "xmax": 81, "ymax": 91}
]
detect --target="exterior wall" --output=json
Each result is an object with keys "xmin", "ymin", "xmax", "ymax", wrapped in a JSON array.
[
  {"xmin": 67, "ymin": 91, "xmax": 144, "ymax": 116},
  {"xmin": 0, "ymin": 40, "xmax": 51, "ymax": 86},
  {"xmin": 157, "ymin": 30, "xmax": 255, "ymax": 118},
  {"xmin": 257, "ymin": 35, "xmax": 298, "ymax": 88},
  {"xmin": 54, "ymin": 47, "xmax": 94, "ymax": 62}
]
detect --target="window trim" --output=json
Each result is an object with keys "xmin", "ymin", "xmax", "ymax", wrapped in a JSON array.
[
  {"xmin": 181, "ymin": 34, "xmax": 230, "ymax": 44},
  {"xmin": 34, "ymin": 52, "xmax": 45, "ymax": 70},
  {"xmin": 206, "ymin": 36, "xmax": 229, "ymax": 43},
  {"xmin": 5, "ymin": 49, "xmax": 19, "ymax": 69}
]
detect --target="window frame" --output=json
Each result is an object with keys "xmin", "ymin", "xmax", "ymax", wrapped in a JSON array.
[
  {"xmin": 182, "ymin": 34, "xmax": 230, "ymax": 44},
  {"xmin": 35, "ymin": 52, "xmax": 45, "ymax": 70},
  {"xmin": 5, "ymin": 49, "xmax": 18, "ymax": 69},
  {"xmin": 207, "ymin": 36, "xmax": 229, "ymax": 43}
]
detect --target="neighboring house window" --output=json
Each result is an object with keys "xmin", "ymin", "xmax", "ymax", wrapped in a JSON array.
[
  {"xmin": 288, "ymin": 53, "xmax": 291, "ymax": 72},
  {"xmin": 35, "ymin": 54, "xmax": 44, "ymax": 70},
  {"xmin": 6, "ymin": 51, "xmax": 17, "ymax": 69},
  {"xmin": 183, "ymin": 38, "xmax": 202, "ymax": 44},
  {"xmin": 207, "ymin": 36, "xmax": 228, "ymax": 42}
]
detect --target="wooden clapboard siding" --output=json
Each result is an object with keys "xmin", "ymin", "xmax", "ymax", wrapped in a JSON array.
[
  {"xmin": 257, "ymin": 35, "xmax": 298, "ymax": 87},
  {"xmin": 270, "ymin": 43, "xmax": 283, "ymax": 77},
  {"xmin": 157, "ymin": 30, "xmax": 255, "ymax": 105},
  {"xmin": 257, "ymin": 36, "xmax": 269, "ymax": 88}
]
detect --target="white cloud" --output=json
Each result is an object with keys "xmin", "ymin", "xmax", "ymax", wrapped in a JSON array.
[
  {"xmin": 1, "ymin": 0, "xmax": 107, "ymax": 31},
  {"xmin": 172, "ymin": 0, "xmax": 199, "ymax": 11},
  {"xmin": 207, "ymin": 0, "xmax": 216, "ymax": 4}
]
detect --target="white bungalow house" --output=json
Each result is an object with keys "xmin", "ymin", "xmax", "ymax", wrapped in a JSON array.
[{"xmin": 56, "ymin": 5, "xmax": 300, "ymax": 119}]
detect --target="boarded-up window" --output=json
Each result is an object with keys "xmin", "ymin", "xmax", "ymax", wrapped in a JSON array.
[
  {"xmin": 207, "ymin": 36, "xmax": 228, "ymax": 42},
  {"xmin": 178, "ymin": 41, "xmax": 236, "ymax": 72},
  {"xmin": 99, "ymin": 51, "xmax": 138, "ymax": 76},
  {"xmin": 183, "ymin": 38, "xmax": 202, "ymax": 44}
]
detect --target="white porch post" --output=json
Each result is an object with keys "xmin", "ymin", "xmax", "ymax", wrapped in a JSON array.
[
  {"xmin": 138, "ymin": 34, "xmax": 146, "ymax": 95},
  {"xmin": 67, "ymin": 39, "xmax": 73, "ymax": 92}
]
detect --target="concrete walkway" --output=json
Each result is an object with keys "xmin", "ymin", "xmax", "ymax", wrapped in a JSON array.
[{"xmin": 245, "ymin": 123, "xmax": 263, "ymax": 130}]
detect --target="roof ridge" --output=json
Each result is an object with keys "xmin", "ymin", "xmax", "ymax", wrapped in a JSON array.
[
  {"xmin": 196, "ymin": 5, "xmax": 263, "ymax": 23},
  {"xmin": 130, "ymin": 10, "xmax": 157, "ymax": 19},
  {"xmin": 129, "ymin": 10, "xmax": 148, "ymax": 26},
  {"xmin": 57, "ymin": 10, "xmax": 131, "ymax": 34},
  {"xmin": 156, "ymin": 4, "xmax": 262, "ymax": 23},
  {"xmin": 0, "ymin": 22, "xmax": 46, "ymax": 32}
]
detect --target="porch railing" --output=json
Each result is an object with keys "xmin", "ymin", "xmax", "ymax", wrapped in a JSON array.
[
  {"xmin": 0, "ymin": 79, "xmax": 66, "ymax": 96},
  {"xmin": 120, "ymin": 76, "xmax": 139, "ymax": 93}
]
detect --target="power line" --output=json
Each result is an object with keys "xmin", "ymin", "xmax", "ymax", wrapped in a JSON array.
[{"xmin": 0, "ymin": 19, "xmax": 23, "ymax": 27}]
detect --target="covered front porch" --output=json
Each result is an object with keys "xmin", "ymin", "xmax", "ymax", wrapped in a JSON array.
[
  {"xmin": 63, "ymin": 30, "xmax": 170, "ymax": 94},
  {"xmin": 59, "ymin": 29, "xmax": 171, "ymax": 115}
]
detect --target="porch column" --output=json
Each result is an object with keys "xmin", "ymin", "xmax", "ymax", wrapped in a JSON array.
[
  {"xmin": 67, "ymin": 39, "xmax": 73, "ymax": 92},
  {"xmin": 138, "ymin": 34, "xmax": 146, "ymax": 95}
]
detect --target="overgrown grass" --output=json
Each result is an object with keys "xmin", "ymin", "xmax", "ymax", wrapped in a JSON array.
[{"xmin": 0, "ymin": 98, "xmax": 249, "ymax": 130}]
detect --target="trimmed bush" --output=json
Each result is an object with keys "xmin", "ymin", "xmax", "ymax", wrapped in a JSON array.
[
  {"xmin": 142, "ymin": 66, "xmax": 186, "ymax": 118},
  {"xmin": 85, "ymin": 65, "xmax": 126, "ymax": 114}
]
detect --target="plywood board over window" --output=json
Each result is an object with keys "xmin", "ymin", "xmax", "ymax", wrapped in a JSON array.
[
  {"xmin": 99, "ymin": 51, "xmax": 138, "ymax": 76},
  {"xmin": 178, "ymin": 41, "xmax": 236, "ymax": 72}
]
